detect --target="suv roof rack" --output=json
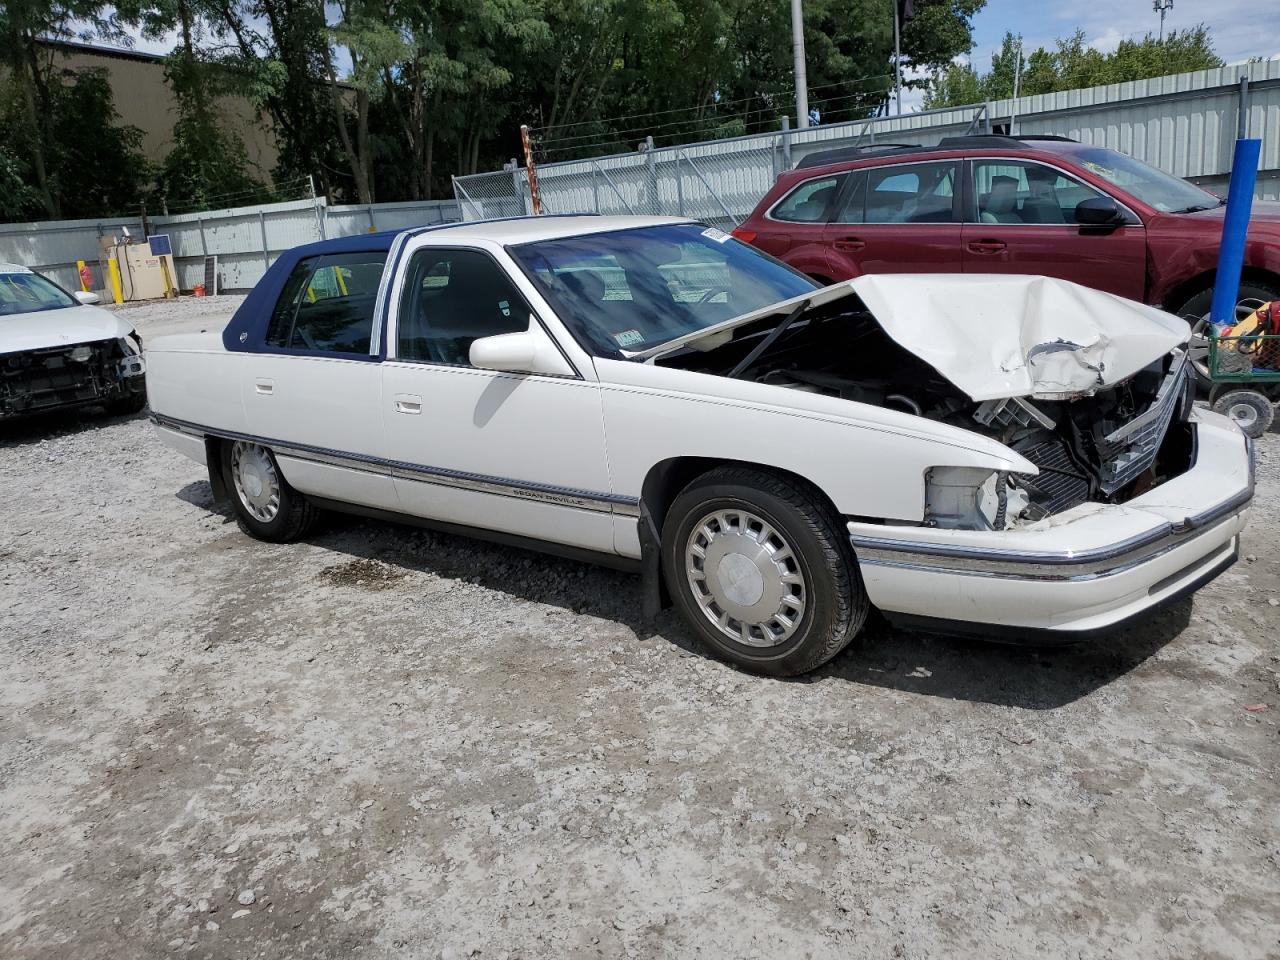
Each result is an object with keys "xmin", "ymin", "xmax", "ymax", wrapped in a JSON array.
[
  {"xmin": 794, "ymin": 143, "xmax": 923, "ymax": 169},
  {"xmin": 793, "ymin": 133, "xmax": 1080, "ymax": 170}
]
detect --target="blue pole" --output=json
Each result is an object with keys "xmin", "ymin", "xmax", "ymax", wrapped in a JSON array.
[{"xmin": 1209, "ymin": 137, "xmax": 1262, "ymax": 324}]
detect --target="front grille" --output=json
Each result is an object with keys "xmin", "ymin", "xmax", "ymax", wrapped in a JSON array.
[{"xmin": 1095, "ymin": 350, "xmax": 1188, "ymax": 494}]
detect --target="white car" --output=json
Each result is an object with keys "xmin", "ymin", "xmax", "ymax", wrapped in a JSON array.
[
  {"xmin": 145, "ymin": 217, "xmax": 1252, "ymax": 675},
  {"xmin": 1, "ymin": 263, "xmax": 146, "ymax": 420}
]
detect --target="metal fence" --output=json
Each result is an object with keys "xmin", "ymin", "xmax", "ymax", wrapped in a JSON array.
[
  {"xmin": 455, "ymin": 58, "xmax": 1280, "ymax": 225},
  {"xmin": 0, "ymin": 196, "xmax": 461, "ymax": 294}
]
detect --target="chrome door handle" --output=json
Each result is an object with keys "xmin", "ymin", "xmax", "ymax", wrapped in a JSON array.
[
  {"xmin": 395, "ymin": 394, "xmax": 422, "ymax": 415},
  {"xmin": 255, "ymin": 379, "xmax": 273, "ymax": 395}
]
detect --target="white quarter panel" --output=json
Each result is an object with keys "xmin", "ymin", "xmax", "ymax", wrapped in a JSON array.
[
  {"xmin": 595, "ymin": 358, "xmax": 1031, "ymax": 524},
  {"xmin": 145, "ymin": 337, "xmax": 248, "ymax": 434}
]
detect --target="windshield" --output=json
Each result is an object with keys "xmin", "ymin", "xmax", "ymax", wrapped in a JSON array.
[
  {"xmin": 0, "ymin": 271, "xmax": 79, "ymax": 316},
  {"xmin": 1070, "ymin": 147, "xmax": 1221, "ymax": 213},
  {"xmin": 510, "ymin": 223, "xmax": 817, "ymax": 356}
]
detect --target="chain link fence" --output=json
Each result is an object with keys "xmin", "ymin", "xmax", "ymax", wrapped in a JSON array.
[
  {"xmin": 454, "ymin": 104, "xmax": 989, "ymax": 228},
  {"xmin": 456, "ymin": 59, "xmax": 1280, "ymax": 226}
]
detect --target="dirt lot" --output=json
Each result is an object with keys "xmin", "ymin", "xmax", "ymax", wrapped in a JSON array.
[{"xmin": 3, "ymin": 296, "xmax": 1279, "ymax": 959}]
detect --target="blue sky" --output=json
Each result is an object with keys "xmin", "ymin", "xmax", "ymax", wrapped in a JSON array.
[
  {"xmin": 894, "ymin": 0, "xmax": 1276, "ymax": 111},
  {"xmin": 966, "ymin": 0, "xmax": 1275, "ymax": 72}
]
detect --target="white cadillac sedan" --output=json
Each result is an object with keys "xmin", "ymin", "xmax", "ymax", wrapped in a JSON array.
[
  {"xmin": 146, "ymin": 216, "xmax": 1252, "ymax": 675},
  {"xmin": 1, "ymin": 262, "xmax": 146, "ymax": 419}
]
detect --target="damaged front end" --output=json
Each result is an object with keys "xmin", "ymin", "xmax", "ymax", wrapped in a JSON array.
[
  {"xmin": 647, "ymin": 274, "xmax": 1198, "ymax": 530},
  {"xmin": 1, "ymin": 336, "xmax": 146, "ymax": 419}
]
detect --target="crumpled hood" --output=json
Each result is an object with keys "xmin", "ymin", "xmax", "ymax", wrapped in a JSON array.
[
  {"xmin": 849, "ymin": 274, "xmax": 1189, "ymax": 401},
  {"xmin": 644, "ymin": 273, "xmax": 1188, "ymax": 402},
  {"xmin": 0, "ymin": 304, "xmax": 136, "ymax": 355}
]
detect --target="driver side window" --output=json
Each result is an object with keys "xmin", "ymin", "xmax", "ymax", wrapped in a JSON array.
[{"xmin": 397, "ymin": 248, "xmax": 529, "ymax": 365}]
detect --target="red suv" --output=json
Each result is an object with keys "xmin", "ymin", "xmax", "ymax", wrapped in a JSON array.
[{"xmin": 732, "ymin": 134, "xmax": 1280, "ymax": 318}]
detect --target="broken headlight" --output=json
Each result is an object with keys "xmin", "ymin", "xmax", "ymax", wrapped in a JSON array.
[{"xmin": 924, "ymin": 467, "xmax": 1033, "ymax": 531}]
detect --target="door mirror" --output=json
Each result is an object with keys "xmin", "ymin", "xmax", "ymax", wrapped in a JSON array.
[
  {"xmin": 1074, "ymin": 197, "xmax": 1125, "ymax": 227},
  {"xmin": 469, "ymin": 320, "xmax": 574, "ymax": 377},
  {"xmin": 74, "ymin": 290, "xmax": 101, "ymax": 305}
]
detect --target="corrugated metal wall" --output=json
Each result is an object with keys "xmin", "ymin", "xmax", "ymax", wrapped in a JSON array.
[
  {"xmin": 455, "ymin": 59, "xmax": 1280, "ymax": 224},
  {"xmin": 0, "ymin": 197, "xmax": 461, "ymax": 294}
]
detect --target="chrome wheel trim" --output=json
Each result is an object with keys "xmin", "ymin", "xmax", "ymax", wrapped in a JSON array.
[
  {"xmin": 685, "ymin": 507, "xmax": 806, "ymax": 648},
  {"xmin": 231, "ymin": 441, "xmax": 282, "ymax": 523},
  {"xmin": 1228, "ymin": 401, "xmax": 1259, "ymax": 429}
]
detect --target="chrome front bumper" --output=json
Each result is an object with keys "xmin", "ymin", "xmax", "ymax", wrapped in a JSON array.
[{"xmin": 847, "ymin": 411, "xmax": 1253, "ymax": 636}]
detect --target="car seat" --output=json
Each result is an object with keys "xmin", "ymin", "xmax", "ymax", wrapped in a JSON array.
[{"xmin": 980, "ymin": 176, "xmax": 1022, "ymax": 224}]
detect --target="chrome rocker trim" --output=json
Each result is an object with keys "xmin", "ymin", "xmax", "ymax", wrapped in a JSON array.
[
  {"xmin": 849, "ymin": 438, "xmax": 1254, "ymax": 583},
  {"xmin": 152, "ymin": 413, "xmax": 643, "ymax": 518}
]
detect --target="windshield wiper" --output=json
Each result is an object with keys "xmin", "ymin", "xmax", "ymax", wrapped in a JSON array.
[
  {"xmin": 1173, "ymin": 203, "xmax": 1216, "ymax": 213},
  {"xmin": 725, "ymin": 299, "xmax": 811, "ymax": 379}
]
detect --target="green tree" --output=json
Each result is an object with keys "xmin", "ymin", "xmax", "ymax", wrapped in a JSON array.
[{"xmin": 925, "ymin": 25, "xmax": 1223, "ymax": 108}]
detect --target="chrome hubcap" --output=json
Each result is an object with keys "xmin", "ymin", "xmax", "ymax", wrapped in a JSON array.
[
  {"xmin": 231, "ymin": 441, "xmax": 281, "ymax": 522},
  {"xmin": 685, "ymin": 508, "xmax": 806, "ymax": 648},
  {"xmin": 1187, "ymin": 318, "xmax": 1211, "ymax": 379}
]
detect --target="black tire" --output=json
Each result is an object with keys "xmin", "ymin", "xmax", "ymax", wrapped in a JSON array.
[
  {"xmin": 1211, "ymin": 389, "xmax": 1275, "ymax": 439},
  {"xmin": 1174, "ymin": 280, "xmax": 1280, "ymax": 323},
  {"xmin": 661, "ymin": 466, "xmax": 869, "ymax": 676},
  {"xmin": 220, "ymin": 439, "xmax": 321, "ymax": 542},
  {"xmin": 106, "ymin": 390, "xmax": 147, "ymax": 416}
]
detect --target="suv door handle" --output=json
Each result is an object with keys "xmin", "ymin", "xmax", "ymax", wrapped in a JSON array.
[
  {"xmin": 394, "ymin": 394, "xmax": 422, "ymax": 415},
  {"xmin": 967, "ymin": 239, "xmax": 1007, "ymax": 254},
  {"xmin": 254, "ymin": 379, "xmax": 273, "ymax": 395},
  {"xmin": 833, "ymin": 236, "xmax": 866, "ymax": 252}
]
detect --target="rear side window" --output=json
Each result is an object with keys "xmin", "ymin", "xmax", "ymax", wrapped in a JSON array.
[
  {"xmin": 862, "ymin": 161, "xmax": 957, "ymax": 224},
  {"xmin": 770, "ymin": 175, "xmax": 843, "ymax": 223},
  {"xmin": 265, "ymin": 251, "xmax": 387, "ymax": 355}
]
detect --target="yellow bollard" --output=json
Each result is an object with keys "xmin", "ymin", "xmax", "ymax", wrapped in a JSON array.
[{"xmin": 107, "ymin": 256, "xmax": 124, "ymax": 304}]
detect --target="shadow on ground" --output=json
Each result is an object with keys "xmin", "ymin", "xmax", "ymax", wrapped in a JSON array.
[
  {"xmin": 177, "ymin": 480, "xmax": 1190, "ymax": 712},
  {"xmin": 0, "ymin": 406, "xmax": 147, "ymax": 448}
]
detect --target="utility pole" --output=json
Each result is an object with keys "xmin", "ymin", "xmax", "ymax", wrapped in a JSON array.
[
  {"xmin": 791, "ymin": 0, "xmax": 809, "ymax": 128},
  {"xmin": 1010, "ymin": 39, "xmax": 1023, "ymax": 135},
  {"xmin": 1154, "ymin": 0, "xmax": 1173, "ymax": 44},
  {"xmin": 893, "ymin": 1, "xmax": 903, "ymax": 115}
]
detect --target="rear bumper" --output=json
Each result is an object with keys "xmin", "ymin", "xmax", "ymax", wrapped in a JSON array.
[{"xmin": 847, "ymin": 410, "xmax": 1253, "ymax": 639}]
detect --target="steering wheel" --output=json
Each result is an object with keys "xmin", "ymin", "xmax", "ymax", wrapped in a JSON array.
[{"xmin": 696, "ymin": 284, "xmax": 731, "ymax": 304}]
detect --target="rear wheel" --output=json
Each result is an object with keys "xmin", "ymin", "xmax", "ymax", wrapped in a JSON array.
[
  {"xmin": 662, "ymin": 466, "xmax": 868, "ymax": 676},
  {"xmin": 221, "ymin": 439, "xmax": 320, "ymax": 541},
  {"xmin": 1211, "ymin": 389, "xmax": 1275, "ymax": 439},
  {"xmin": 1176, "ymin": 280, "xmax": 1280, "ymax": 379}
]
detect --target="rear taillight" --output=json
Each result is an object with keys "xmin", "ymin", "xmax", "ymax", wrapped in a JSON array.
[{"xmin": 730, "ymin": 228, "xmax": 757, "ymax": 245}]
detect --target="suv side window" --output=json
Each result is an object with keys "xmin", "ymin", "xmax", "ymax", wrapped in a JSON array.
[
  {"xmin": 397, "ymin": 248, "xmax": 529, "ymax": 365},
  {"xmin": 972, "ymin": 160, "xmax": 1107, "ymax": 224},
  {"xmin": 770, "ymin": 175, "xmax": 844, "ymax": 223},
  {"xmin": 862, "ymin": 161, "xmax": 957, "ymax": 224},
  {"xmin": 264, "ymin": 251, "xmax": 386, "ymax": 354}
]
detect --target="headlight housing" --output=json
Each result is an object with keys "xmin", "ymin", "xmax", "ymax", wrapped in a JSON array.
[{"xmin": 924, "ymin": 466, "xmax": 1032, "ymax": 531}]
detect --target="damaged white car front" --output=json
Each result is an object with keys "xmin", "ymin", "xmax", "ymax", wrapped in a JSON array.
[
  {"xmin": 0, "ymin": 263, "xmax": 147, "ymax": 420},
  {"xmin": 646, "ymin": 273, "xmax": 1252, "ymax": 639}
]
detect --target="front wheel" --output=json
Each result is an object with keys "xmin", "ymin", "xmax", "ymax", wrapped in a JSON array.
[
  {"xmin": 221, "ymin": 439, "xmax": 320, "ymax": 541},
  {"xmin": 661, "ymin": 466, "xmax": 868, "ymax": 676}
]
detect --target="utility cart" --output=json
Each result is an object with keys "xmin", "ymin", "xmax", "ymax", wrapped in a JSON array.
[{"xmin": 1207, "ymin": 318, "xmax": 1280, "ymax": 438}]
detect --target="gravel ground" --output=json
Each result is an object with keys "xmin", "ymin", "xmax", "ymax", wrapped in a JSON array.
[{"xmin": 2, "ymin": 296, "xmax": 1278, "ymax": 960}]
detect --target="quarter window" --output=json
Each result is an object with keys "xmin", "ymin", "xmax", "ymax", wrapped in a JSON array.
[
  {"xmin": 264, "ymin": 251, "xmax": 386, "ymax": 354},
  {"xmin": 861, "ymin": 162, "xmax": 957, "ymax": 224},
  {"xmin": 972, "ymin": 160, "xmax": 1107, "ymax": 224},
  {"xmin": 771, "ymin": 176, "xmax": 843, "ymax": 223},
  {"xmin": 397, "ymin": 249, "xmax": 529, "ymax": 365}
]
